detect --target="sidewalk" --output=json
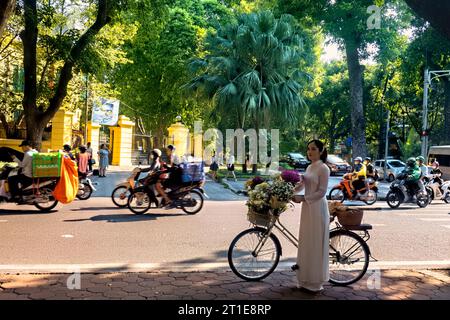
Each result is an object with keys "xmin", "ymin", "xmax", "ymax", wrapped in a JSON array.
[{"xmin": 0, "ymin": 269, "xmax": 449, "ymax": 300}]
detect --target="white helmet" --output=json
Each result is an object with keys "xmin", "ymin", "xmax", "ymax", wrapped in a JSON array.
[
  {"xmin": 152, "ymin": 149, "xmax": 162, "ymax": 157},
  {"xmin": 355, "ymin": 157, "xmax": 362, "ymax": 162}
]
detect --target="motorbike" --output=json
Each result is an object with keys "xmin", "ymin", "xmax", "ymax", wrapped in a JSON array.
[
  {"xmin": 0, "ymin": 164, "xmax": 58, "ymax": 212},
  {"xmin": 76, "ymin": 172, "xmax": 97, "ymax": 200},
  {"xmin": 386, "ymin": 173, "xmax": 430, "ymax": 208},
  {"xmin": 328, "ymin": 173, "xmax": 378, "ymax": 205},
  {"xmin": 111, "ymin": 166, "xmax": 143, "ymax": 207},
  {"xmin": 424, "ymin": 175, "xmax": 450, "ymax": 204},
  {"xmin": 127, "ymin": 166, "xmax": 207, "ymax": 215}
]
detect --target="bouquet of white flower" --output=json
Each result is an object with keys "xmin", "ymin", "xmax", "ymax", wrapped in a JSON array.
[{"xmin": 246, "ymin": 170, "xmax": 300, "ymax": 215}]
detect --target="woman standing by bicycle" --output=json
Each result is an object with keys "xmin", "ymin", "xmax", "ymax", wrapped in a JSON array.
[{"xmin": 293, "ymin": 139, "xmax": 330, "ymax": 293}]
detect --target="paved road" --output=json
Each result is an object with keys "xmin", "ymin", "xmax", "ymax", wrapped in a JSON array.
[
  {"xmin": 224, "ymin": 176, "xmax": 392, "ymax": 200},
  {"xmin": 0, "ymin": 190, "xmax": 449, "ymax": 271},
  {"xmin": 89, "ymin": 172, "xmax": 246, "ymax": 201}
]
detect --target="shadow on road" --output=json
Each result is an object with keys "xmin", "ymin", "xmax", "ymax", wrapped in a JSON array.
[
  {"xmin": 63, "ymin": 213, "xmax": 186, "ymax": 223},
  {"xmin": 70, "ymin": 207, "xmax": 126, "ymax": 212},
  {"xmin": 0, "ymin": 209, "xmax": 55, "ymax": 215}
]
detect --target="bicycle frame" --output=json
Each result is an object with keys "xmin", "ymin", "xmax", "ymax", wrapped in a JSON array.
[{"xmin": 251, "ymin": 213, "xmax": 372, "ymax": 263}]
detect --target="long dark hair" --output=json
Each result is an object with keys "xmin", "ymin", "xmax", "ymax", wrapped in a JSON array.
[{"xmin": 307, "ymin": 139, "xmax": 328, "ymax": 162}]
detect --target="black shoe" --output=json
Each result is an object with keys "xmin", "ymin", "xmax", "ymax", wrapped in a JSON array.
[{"xmin": 291, "ymin": 264, "xmax": 299, "ymax": 271}]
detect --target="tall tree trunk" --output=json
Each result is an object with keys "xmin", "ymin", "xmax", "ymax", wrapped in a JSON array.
[
  {"xmin": 378, "ymin": 108, "xmax": 388, "ymax": 159},
  {"xmin": 329, "ymin": 112, "xmax": 337, "ymax": 153},
  {"xmin": 20, "ymin": 0, "xmax": 41, "ymax": 148},
  {"xmin": 443, "ymin": 78, "xmax": 450, "ymax": 144},
  {"xmin": 19, "ymin": 0, "xmax": 111, "ymax": 149},
  {"xmin": 377, "ymin": 73, "xmax": 391, "ymax": 158},
  {"xmin": 0, "ymin": 0, "xmax": 16, "ymax": 38},
  {"xmin": 345, "ymin": 38, "xmax": 367, "ymax": 158}
]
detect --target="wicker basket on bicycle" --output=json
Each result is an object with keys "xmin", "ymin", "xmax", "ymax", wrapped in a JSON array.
[
  {"xmin": 328, "ymin": 201, "xmax": 363, "ymax": 227},
  {"xmin": 247, "ymin": 208, "xmax": 274, "ymax": 227}
]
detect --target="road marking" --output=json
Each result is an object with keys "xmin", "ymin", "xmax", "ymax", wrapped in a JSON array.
[
  {"xmin": 418, "ymin": 218, "xmax": 450, "ymax": 222},
  {"xmin": 61, "ymin": 234, "xmax": 74, "ymax": 238},
  {"xmin": 0, "ymin": 260, "xmax": 450, "ymax": 273}
]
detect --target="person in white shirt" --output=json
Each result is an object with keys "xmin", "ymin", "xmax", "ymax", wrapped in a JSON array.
[
  {"xmin": 225, "ymin": 152, "xmax": 237, "ymax": 181},
  {"xmin": 8, "ymin": 140, "xmax": 38, "ymax": 201},
  {"xmin": 416, "ymin": 156, "xmax": 428, "ymax": 193}
]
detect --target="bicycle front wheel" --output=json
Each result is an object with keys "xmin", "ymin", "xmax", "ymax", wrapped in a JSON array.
[
  {"xmin": 328, "ymin": 229, "xmax": 370, "ymax": 286},
  {"xmin": 228, "ymin": 227, "xmax": 281, "ymax": 281}
]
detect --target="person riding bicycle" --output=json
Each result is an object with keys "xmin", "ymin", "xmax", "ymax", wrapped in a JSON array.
[
  {"xmin": 351, "ymin": 157, "xmax": 367, "ymax": 197},
  {"xmin": 402, "ymin": 157, "xmax": 422, "ymax": 200}
]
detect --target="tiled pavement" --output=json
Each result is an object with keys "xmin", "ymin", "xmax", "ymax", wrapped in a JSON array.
[{"xmin": 0, "ymin": 269, "xmax": 449, "ymax": 300}]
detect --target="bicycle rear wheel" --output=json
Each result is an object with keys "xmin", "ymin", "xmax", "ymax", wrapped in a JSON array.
[
  {"xmin": 228, "ymin": 227, "xmax": 281, "ymax": 281},
  {"xmin": 328, "ymin": 229, "xmax": 370, "ymax": 286}
]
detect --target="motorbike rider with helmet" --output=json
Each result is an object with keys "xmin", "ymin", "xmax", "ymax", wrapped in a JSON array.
[
  {"xmin": 351, "ymin": 156, "xmax": 367, "ymax": 198},
  {"xmin": 402, "ymin": 157, "xmax": 422, "ymax": 201}
]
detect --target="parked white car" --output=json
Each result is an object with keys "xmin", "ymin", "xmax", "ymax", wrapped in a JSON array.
[{"xmin": 374, "ymin": 159, "xmax": 406, "ymax": 182}]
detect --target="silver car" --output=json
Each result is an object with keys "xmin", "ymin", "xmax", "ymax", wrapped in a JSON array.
[{"xmin": 374, "ymin": 159, "xmax": 406, "ymax": 182}]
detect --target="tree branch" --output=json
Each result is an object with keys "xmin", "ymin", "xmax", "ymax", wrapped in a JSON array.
[
  {"xmin": 0, "ymin": 0, "xmax": 16, "ymax": 39},
  {"xmin": 43, "ymin": 0, "xmax": 112, "ymax": 123}
]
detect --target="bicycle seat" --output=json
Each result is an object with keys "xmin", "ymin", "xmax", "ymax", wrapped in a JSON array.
[{"xmin": 344, "ymin": 224, "xmax": 372, "ymax": 231}]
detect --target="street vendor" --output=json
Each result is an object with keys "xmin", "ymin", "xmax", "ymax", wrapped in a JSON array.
[{"xmin": 8, "ymin": 140, "xmax": 38, "ymax": 202}]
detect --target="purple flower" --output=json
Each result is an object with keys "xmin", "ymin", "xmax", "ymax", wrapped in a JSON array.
[{"xmin": 281, "ymin": 170, "xmax": 301, "ymax": 184}]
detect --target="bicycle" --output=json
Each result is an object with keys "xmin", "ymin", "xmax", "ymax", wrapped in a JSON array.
[{"xmin": 228, "ymin": 207, "xmax": 374, "ymax": 286}]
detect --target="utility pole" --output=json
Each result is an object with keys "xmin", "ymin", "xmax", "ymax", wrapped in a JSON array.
[
  {"xmin": 421, "ymin": 68, "xmax": 429, "ymax": 160},
  {"xmin": 384, "ymin": 109, "xmax": 390, "ymax": 181},
  {"xmin": 421, "ymin": 69, "xmax": 450, "ymax": 161},
  {"xmin": 84, "ymin": 73, "xmax": 89, "ymax": 143}
]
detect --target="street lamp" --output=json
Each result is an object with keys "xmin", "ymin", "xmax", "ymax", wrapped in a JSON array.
[{"xmin": 421, "ymin": 69, "xmax": 450, "ymax": 160}]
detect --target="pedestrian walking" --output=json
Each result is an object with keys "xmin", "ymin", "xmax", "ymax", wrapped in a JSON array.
[{"xmin": 97, "ymin": 144, "xmax": 110, "ymax": 177}]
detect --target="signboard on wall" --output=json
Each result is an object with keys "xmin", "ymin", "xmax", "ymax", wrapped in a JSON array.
[{"xmin": 92, "ymin": 98, "xmax": 120, "ymax": 126}]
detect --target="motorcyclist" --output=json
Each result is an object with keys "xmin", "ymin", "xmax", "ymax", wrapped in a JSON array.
[
  {"xmin": 364, "ymin": 157, "xmax": 378, "ymax": 181},
  {"xmin": 416, "ymin": 156, "xmax": 428, "ymax": 192},
  {"xmin": 155, "ymin": 145, "xmax": 182, "ymax": 208},
  {"xmin": 351, "ymin": 157, "xmax": 367, "ymax": 197},
  {"xmin": 140, "ymin": 149, "xmax": 163, "ymax": 181},
  {"xmin": 8, "ymin": 140, "xmax": 38, "ymax": 202},
  {"xmin": 63, "ymin": 144, "xmax": 75, "ymax": 161},
  {"xmin": 363, "ymin": 157, "xmax": 377, "ymax": 194},
  {"xmin": 429, "ymin": 161, "xmax": 443, "ymax": 186},
  {"xmin": 402, "ymin": 157, "xmax": 422, "ymax": 201}
]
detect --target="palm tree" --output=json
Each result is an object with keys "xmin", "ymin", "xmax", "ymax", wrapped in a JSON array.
[{"xmin": 185, "ymin": 10, "xmax": 308, "ymax": 172}]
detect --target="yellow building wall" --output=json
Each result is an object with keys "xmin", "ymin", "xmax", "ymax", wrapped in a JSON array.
[
  {"xmin": 111, "ymin": 116, "xmax": 134, "ymax": 166},
  {"xmin": 51, "ymin": 109, "xmax": 74, "ymax": 150},
  {"xmin": 0, "ymin": 139, "xmax": 52, "ymax": 152},
  {"xmin": 87, "ymin": 121, "xmax": 100, "ymax": 162}
]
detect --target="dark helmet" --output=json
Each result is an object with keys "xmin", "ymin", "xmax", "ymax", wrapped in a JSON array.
[
  {"xmin": 406, "ymin": 157, "xmax": 416, "ymax": 167},
  {"xmin": 63, "ymin": 144, "xmax": 72, "ymax": 152},
  {"xmin": 167, "ymin": 144, "xmax": 175, "ymax": 151},
  {"xmin": 416, "ymin": 156, "xmax": 425, "ymax": 162},
  {"xmin": 364, "ymin": 157, "xmax": 371, "ymax": 162}
]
